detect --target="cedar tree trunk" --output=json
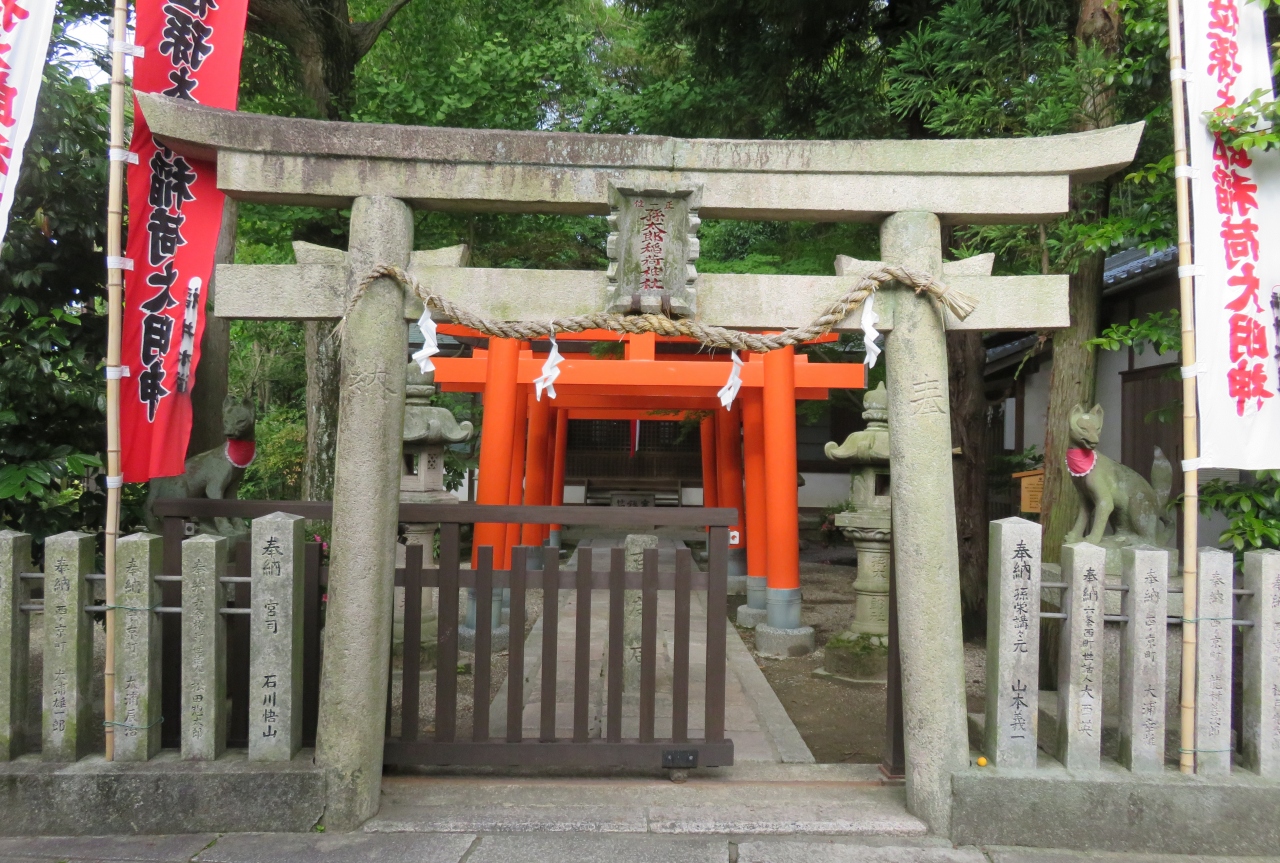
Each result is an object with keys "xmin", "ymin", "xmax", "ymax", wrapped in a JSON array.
[{"xmin": 948, "ymin": 329, "xmax": 990, "ymax": 637}]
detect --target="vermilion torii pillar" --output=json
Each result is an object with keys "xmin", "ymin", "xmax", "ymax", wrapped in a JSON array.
[
  {"xmin": 740, "ymin": 387, "xmax": 769, "ymax": 622},
  {"xmin": 148, "ymin": 91, "xmax": 1138, "ymax": 831},
  {"xmin": 548, "ymin": 408, "xmax": 568, "ymax": 547},
  {"xmin": 502, "ymin": 384, "xmax": 530, "ymax": 568},
  {"xmin": 700, "ymin": 416, "xmax": 718, "ymax": 510},
  {"xmin": 715, "ymin": 401, "xmax": 746, "ymax": 588},
  {"xmin": 473, "ymin": 338, "xmax": 520, "ymax": 568},
  {"xmin": 757, "ymin": 345, "xmax": 812, "ymax": 655}
]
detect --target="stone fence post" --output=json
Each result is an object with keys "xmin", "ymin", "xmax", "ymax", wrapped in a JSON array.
[
  {"xmin": 1057, "ymin": 541, "xmax": 1105, "ymax": 771},
  {"xmin": 0, "ymin": 530, "xmax": 32, "ymax": 760},
  {"xmin": 182, "ymin": 534, "xmax": 228, "ymax": 760},
  {"xmin": 984, "ymin": 517, "xmax": 1041, "ymax": 768},
  {"xmin": 250, "ymin": 511, "xmax": 305, "ymax": 761},
  {"xmin": 1243, "ymin": 548, "xmax": 1280, "ymax": 778},
  {"xmin": 1195, "ymin": 547, "xmax": 1235, "ymax": 775},
  {"xmin": 42, "ymin": 531, "xmax": 94, "ymax": 762},
  {"xmin": 114, "ymin": 533, "xmax": 163, "ymax": 761},
  {"xmin": 1118, "ymin": 545, "xmax": 1168, "ymax": 772}
]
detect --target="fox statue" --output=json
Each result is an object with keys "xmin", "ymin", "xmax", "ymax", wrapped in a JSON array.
[
  {"xmin": 144, "ymin": 395, "xmax": 256, "ymax": 535},
  {"xmin": 1063, "ymin": 403, "xmax": 1175, "ymax": 547}
]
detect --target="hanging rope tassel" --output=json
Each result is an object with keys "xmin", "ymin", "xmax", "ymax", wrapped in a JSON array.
[{"xmin": 338, "ymin": 263, "xmax": 977, "ymax": 352}]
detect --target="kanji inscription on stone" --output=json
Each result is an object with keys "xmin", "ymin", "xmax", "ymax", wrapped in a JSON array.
[
  {"xmin": 605, "ymin": 183, "xmax": 701, "ymax": 317},
  {"xmin": 248, "ymin": 512, "xmax": 304, "ymax": 761},
  {"xmin": 984, "ymin": 517, "xmax": 1041, "ymax": 767},
  {"xmin": 1058, "ymin": 542, "xmax": 1105, "ymax": 770},
  {"xmin": 1118, "ymin": 545, "xmax": 1168, "ymax": 772}
]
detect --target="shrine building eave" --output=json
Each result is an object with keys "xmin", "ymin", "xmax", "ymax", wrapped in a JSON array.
[{"xmin": 136, "ymin": 93, "xmax": 1144, "ymax": 225}]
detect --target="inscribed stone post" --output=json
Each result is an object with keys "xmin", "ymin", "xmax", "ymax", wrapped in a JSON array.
[
  {"xmin": 0, "ymin": 530, "xmax": 32, "ymax": 760},
  {"xmin": 881, "ymin": 211, "xmax": 969, "ymax": 833},
  {"xmin": 114, "ymin": 533, "xmax": 163, "ymax": 761},
  {"xmin": 1118, "ymin": 545, "xmax": 1168, "ymax": 772},
  {"xmin": 983, "ymin": 518, "xmax": 1041, "ymax": 768},
  {"xmin": 1057, "ymin": 542, "xmax": 1105, "ymax": 771},
  {"xmin": 182, "ymin": 534, "xmax": 227, "ymax": 760},
  {"xmin": 1242, "ymin": 548, "xmax": 1280, "ymax": 778},
  {"xmin": 41, "ymin": 531, "xmax": 93, "ymax": 761},
  {"xmin": 249, "ymin": 512, "xmax": 305, "ymax": 760},
  {"xmin": 1196, "ymin": 547, "xmax": 1235, "ymax": 775},
  {"xmin": 623, "ymin": 534, "xmax": 658, "ymax": 689},
  {"xmin": 314, "ymin": 196, "xmax": 412, "ymax": 829}
]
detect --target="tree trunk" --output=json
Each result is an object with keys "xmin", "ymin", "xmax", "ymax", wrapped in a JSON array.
[
  {"xmin": 247, "ymin": 0, "xmax": 413, "ymax": 119},
  {"xmin": 1038, "ymin": 250, "xmax": 1105, "ymax": 562},
  {"xmin": 187, "ymin": 199, "xmax": 237, "ymax": 458},
  {"xmin": 947, "ymin": 329, "xmax": 990, "ymax": 637},
  {"xmin": 303, "ymin": 320, "xmax": 341, "ymax": 502},
  {"xmin": 1041, "ymin": 0, "xmax": 1120, "ymax": 562}
]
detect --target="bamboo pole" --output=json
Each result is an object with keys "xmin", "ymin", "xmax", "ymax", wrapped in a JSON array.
[
  {"xmin": 1167, "ymin": 0, "xmax": 1200, "ymax": 776},
  {"xmin": 103, "ymin": 0, "xmax": 131, "ymax": 762}
]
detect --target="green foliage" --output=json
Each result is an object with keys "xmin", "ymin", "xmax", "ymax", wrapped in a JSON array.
[
  {"xmin": 886, "ymin": 0, "xmax": 1179, "ymax": 275},
  {"xmin": 987, "ymin": 446, "xmax": 1043, "ymax": 497},
  {"xmin": 238, "ymin": 407, "xmax": 307, "ymax": 499},
  {"xmin": 1088, "ymin": 310, "xmax": 1182, "ymax": 355},
  {"xmin": 1201, "ymin": 0, "xmax": 1280, "ymax": 153},
  {"xmin": 1206, "ymin": 87, "xmax": 1280, "ymax": 153},
  {"xmin": 1200, "ymin": 470, "xmax": 1280, "ymax": 555},
  {"xmin": 885, "ymin": 0, "xmax": 1078, "ymax": 139},
  {"xmin": 0, "ymin": 28, "xmax": 110, "ymax": 538}
]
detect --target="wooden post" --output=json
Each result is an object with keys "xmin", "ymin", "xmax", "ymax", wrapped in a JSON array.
[{"xmin": 474, "ymin": 338, "xmax": 520, "ymax": 565}]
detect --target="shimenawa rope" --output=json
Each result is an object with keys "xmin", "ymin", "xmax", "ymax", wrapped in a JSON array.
[{"xmin": 338, "ymin": 263, "xmax": 977, "ymax": 352}]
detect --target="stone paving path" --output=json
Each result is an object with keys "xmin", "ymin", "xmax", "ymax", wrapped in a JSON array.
[
  {"xmin": 0, "ymin": 832, "xmax": 1274, "ymax": 862},
  {"xmin": 487, "ymin": 536, "xmax": 812, "ymax": 762}
]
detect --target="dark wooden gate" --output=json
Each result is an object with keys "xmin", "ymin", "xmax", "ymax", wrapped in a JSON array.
[
  {"xmin": 152, "ymin": 499, "xmax": 735, "ymax": 768},
  {"xmin": 385, "ymin": 504, "xmax": 735, "ymax": 768}
]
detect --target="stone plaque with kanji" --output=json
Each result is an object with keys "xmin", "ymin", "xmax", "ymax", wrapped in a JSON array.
[{"xmin": 605, "ymin": 183, "xmax": 701, "ymax": 317}]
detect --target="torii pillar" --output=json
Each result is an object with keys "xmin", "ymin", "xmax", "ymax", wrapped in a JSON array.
[{"xmin": 881, "ymin": 211, "xmax": 968, "ymax": 835}]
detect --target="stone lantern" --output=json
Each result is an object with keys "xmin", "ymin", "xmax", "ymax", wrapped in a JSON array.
[
  {"xmin": 821, "ymin": 381, "xmax": 892, "ymax": 680},
  {"xmin": 395, "ymin": 361, "xmax": 474, "ymax": 650}
]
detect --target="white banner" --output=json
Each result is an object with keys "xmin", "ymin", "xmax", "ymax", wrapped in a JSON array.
[
  {"xmin": 1185, "ymin": 0, "xmax": 1280, "ymax": 469},
  {"xmin": 0, "ymin": 0, "xmax": 57, "ymax": 246}
]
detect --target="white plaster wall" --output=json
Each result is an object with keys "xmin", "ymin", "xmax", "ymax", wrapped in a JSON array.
[
  {"xmin": 1022, "ymin": 359, "xmax": 1052, "ymax": 456},
  {"xmin": 1132, "ymin": 345, "xmax": 1179, "ymax": 370},
  {"xmin": 1003, "ymin": 396, "xmax": 1017, "ymax": 450},
  {"xmin": 798, "ymin": 472, "xmax": 852, "ymax": 508}
]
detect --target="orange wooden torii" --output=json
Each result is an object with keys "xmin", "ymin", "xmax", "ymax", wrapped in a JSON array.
[{"xmin": 431, "ymin": 326, "xmax": 865, "ymax": 603}]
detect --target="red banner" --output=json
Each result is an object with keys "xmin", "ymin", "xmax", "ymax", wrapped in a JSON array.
[{"xmin": 121, "ymin": 0, "xmax": 247, "ymax": 481}]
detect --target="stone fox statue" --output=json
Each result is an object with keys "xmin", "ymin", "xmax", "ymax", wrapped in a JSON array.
[
  {"xmin": 144, "ymin": 396, "xmax": 256, "ymax": 534},
  {"xmin": 1063, "ymin": 403, "xmax": 1175, "ymax": 547}
]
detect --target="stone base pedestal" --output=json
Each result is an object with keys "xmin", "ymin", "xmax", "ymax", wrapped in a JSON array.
[
  {"xmin": 736, "ymin": 606, "xmax": 768, "ymax": 629},
  {"xmin": 755, "ymin": 624, "xmax": 815, "ymax": 658},
  {"xmin": 727, "ymin": 548, "xmax": 747, "ymax": 596},
  {"xmin": 458, "ymin": 624, "xmax": 510, "ymax": 654},
  {"xmin": 822, "ymin": 635, "xmax": 888, "ymax": 679}
]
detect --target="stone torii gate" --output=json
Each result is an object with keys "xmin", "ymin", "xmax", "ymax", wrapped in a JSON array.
[{"xmin": 135, "ymin": 92, "xmax": 1141, "ymax": 832}]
